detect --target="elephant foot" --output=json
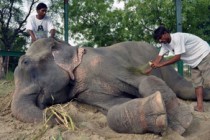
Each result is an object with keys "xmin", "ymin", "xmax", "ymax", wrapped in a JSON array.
[
  {"xmin": 107, "ymin": 91, "xmax": 167, "ymax": 135},
  {"xmin": 167, "ymin": 99, "xmax": 193, "ymax": 135}
]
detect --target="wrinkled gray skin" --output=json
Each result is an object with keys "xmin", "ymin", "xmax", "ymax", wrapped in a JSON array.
[{"xmin": 11, "ymin": 38, "xmax": 210, "ymax": 135}]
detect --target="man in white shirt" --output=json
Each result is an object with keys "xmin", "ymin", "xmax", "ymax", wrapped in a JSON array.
[
  {"xmin": 151, "ymin": 25, "xmax": 210, "ymax": 112},
  {"xmin": 26, "ymin": 3, "xmax": 56, "ymax": 43}
]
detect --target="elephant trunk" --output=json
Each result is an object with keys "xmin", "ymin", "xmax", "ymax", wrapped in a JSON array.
[{"xmin": 11, "ymin": 85, "xmax": 44, "ymax": 123}]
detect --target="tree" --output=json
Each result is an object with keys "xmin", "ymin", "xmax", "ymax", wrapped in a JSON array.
[
  {"xmin": 50, "ymin": 0, "xmax": 175, "ymax": 47},
  {"xmin": 51, "ymin": 0, "xmax": 116, "ymax": 47},
  {"xmin": 0, "ymin": 0, "xmax": 38, "ymax": 75},
  {"xmin": 50, "ymin": 0, "xmax": 210, "ymax": 47}
]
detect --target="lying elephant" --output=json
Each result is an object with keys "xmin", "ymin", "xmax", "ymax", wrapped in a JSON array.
[{"xmin": 11, "ymin": 38, "xmax": 210, "ymax": 135}]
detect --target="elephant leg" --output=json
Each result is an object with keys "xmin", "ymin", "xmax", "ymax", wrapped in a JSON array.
[
  {"xmin": 138, "ymin": 75, "xmax": 193, "ymax": 135},
  {"xmin": 107, "ymin": 91, "xmax": 167, "ymax": 135}
]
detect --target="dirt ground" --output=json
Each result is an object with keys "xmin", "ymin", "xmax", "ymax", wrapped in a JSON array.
[{"xmin": 1, "ymin": 80, "xmax": 210, "ymax": 140}]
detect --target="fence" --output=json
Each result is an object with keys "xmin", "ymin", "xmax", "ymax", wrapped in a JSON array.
[
  {"xmin": 0, "ymin": 50, "xmax": 25, "ymax": 57},
  {"xmin": 0, "ymin": 50, "xmax": 25, "ymax": 71}
]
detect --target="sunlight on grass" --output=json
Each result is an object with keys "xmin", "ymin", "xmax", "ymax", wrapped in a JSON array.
[
  {"xmin": 0, "ymin": 71, "xmax": 14, "ymax": 97},
  {"xmin": 0, "ymin": 80, "xmax": 14, "ymax": 97}
]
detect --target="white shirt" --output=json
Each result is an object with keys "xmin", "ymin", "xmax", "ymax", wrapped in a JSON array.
[
  {"xmin": 159, "ymin": 33, "xmax": 210, "ymax": 68},
  {"xmin": 26, "ymin": 15, "xmax": 55, "ymax": 39}
]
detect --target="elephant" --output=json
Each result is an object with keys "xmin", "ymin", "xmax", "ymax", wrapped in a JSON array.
[{"xmin": 11, "ymin": 38, "xmax": 210, "ymax": 135}]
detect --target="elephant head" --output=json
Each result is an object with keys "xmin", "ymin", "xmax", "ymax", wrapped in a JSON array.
[{"xmin": 11, "ymin": 38, "xmax": 84, "ymax": 123}]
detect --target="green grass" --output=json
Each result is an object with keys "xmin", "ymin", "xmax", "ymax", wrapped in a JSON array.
[{"xmin": 5, "ymin": 71, "xmax": 14, "ymax": 81}]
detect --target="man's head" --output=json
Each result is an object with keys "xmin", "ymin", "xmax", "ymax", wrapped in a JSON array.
[
  {"xmin": 36, "ymin": 3, "xmax": 48, "ymax": 19},
  {"xmin": 153, "ymin": 26, "xmax": 171, "ymax": 44}
]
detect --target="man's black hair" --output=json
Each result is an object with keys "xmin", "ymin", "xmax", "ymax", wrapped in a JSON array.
[
  {"xmin": 153, "ymin": 25, "xmax": 170, "ymax": 41},
  {"xmin": 36, "ymin": 3, "xmax": 47, "ymax": 11}
]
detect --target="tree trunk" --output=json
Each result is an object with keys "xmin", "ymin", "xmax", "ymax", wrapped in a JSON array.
[
  {"xmin": 0, "ymin": 56, "xmax": 5, "ymax": 79},
  {"xmin": 5, "ymin": 56, "xmax": 10, "ymax": 74}
]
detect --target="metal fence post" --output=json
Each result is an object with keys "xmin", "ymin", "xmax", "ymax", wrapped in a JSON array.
[
  {"xmin": 64, "ymin": 0, "xmax": 69, "ymax": 43},
  {"xmin": 175, "ymin": 0, "xmax": 183, "ymax": 76}
]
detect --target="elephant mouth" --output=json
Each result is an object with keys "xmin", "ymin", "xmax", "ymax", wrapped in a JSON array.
[{"xmin": 37, "ymin": 83, "xmax": 72, "ymax": 109}]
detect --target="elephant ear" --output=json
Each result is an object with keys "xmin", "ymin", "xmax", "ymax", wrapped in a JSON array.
[
  {"xmin": 26, "ymin": 38, "xmax": 55, "ymax": 61},
  {"xmin": 52, "ymin": 39, "xmax": 85, "ymax": 80}
]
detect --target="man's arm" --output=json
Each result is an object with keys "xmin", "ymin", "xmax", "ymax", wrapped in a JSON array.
[
  {"xmin": 151, "ymin": 54, "xmax": 181, "ymax": 68},
  {"xmin": 27, "ymin": 30, "xmax": 36, "ymax": 43},
  {"xmin": 153, "ymin": 55, "xmax": 163, "ymax": 64},
  {"xmin": 50, "ymin": 29, "xmax": 56, "ymax": 38}
]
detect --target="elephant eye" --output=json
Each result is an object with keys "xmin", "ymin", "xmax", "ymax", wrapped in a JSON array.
[
  {"xmin": 24, "ymin": 60, "xmax": 28, "ymax": 65},
  {"xmin": 24, "ymin": 60, "xmax": 29, "ymax": 65},
  {"xmin": 21, "ymin": 58, "xmax": 30, "ymax": 66}
]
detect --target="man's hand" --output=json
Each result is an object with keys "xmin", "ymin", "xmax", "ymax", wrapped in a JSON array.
[
  {"xmin": 151, "ymin": 61, "xmax": 163, "ymax": 69},
  {"xmin": 151, "ymin": 54, "xmax": 181, "ymax": 69},
  {"xmin": 31, "ymin": 37, "xmax": 36, "ymax": 43},
  {"xmin": 50, "ymin": 29, "xmax": 56, "ymax": 38},
  {"xmin": 144, "ymin": 67, "xmax": 153, "ymax": 75}
]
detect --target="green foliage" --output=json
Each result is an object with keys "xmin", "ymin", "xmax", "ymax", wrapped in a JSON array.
[
  {"xmin": 113, "ymin": 0, "xmax": 176, "ymax": 44},
  {"xmin": 68, "ymin": 0, "xmax": 115, "ymax": 46},
  {"xmin": 13, "ymin": 36, "xmax": 28, "ymax": 51},
  {"xmin": 182, "ymin": 0, "xmax": 210, "ymax": 42}
]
